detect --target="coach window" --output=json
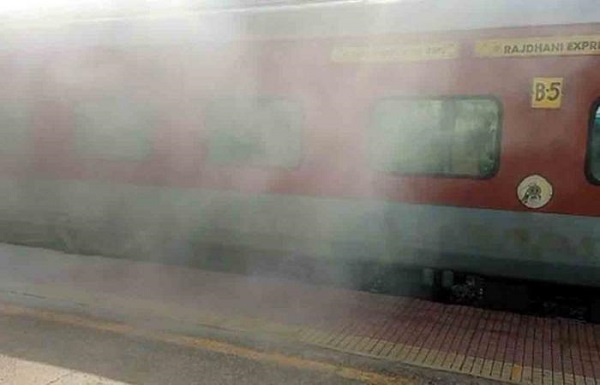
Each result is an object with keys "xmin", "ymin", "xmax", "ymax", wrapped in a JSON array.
[
  {"xmin": 205, "ymin": 98, "xmax": 303, "ymax": 168},
  {"xmin": 0, "ymin": 103, "xmax": 30, "ymax": 156},
  {"xmin": 587, "ymin": 105, "xmax": 600, "ymax": 182},
  {"xmin": 370, "ymin": 97, "xmax": 501, "ymax": 177},
  {"xmin": 74, "ymin": 96, "xmax": 155, "ymax": 160}
]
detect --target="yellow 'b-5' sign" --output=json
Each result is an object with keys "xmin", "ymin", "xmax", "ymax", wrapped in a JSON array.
[{"xmin": 531, "ymin": 78, "xmax": 564, "ymax": 109}]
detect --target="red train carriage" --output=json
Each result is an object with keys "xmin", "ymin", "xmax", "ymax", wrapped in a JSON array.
[{"xmin": 1, "ymin": 0, "xmax": 600, "ymax": 298}]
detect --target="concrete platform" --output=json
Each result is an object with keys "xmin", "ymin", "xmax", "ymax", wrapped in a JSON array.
[
  {"xmin": 0, "ymin": 352, "xmax": 129, "ymax": 385},
  {"xmin": 0, "ymin": 243, "xmax": 597, "ymax": 385}
]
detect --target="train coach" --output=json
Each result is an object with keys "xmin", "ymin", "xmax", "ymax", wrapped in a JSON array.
[{"xmin": 0, "ymin": 0, "xmax": 600, "ymax": 306}]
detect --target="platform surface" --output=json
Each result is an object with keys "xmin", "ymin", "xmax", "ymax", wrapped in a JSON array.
[{"xmin": 0, "ymin": 243, "xmax": 597, "ymax": 385}]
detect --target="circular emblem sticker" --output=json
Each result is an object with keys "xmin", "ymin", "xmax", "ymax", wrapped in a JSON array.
[{"xmin": 517, "ymin": 174, "xmax": 553, "ymax": 209}]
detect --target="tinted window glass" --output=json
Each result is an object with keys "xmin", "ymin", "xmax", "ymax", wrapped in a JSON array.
[
  {"xmin": 370, "ymin": 97, "xmax": 500, "ymax": 177},
  {"xmin": 74, "ymin": 96, "xmax": 155, "ymax": 161},
  {"xmin": 205, "ymin": 98, "xmax": 303, "ymax": 168},
  {"xmin": 587, "ymin": 105, "xmax": 600, "ymax": 182},
  {"xmin": 0, "ymin": 103, "xmax": 31, "ymax": 156}
]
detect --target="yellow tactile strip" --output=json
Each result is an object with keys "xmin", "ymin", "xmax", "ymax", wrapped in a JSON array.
[{"xmin": 299, "ymin": 328, "xmax": 596, "ymax": 385}]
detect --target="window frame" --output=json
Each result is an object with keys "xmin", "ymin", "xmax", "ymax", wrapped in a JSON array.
[
  {"xmin": 368, "ymin": 94, "xmax": 503, "ymax": 179},
  {"xmin": 203, "ymin": 95, "xmax": 305, "ymax": 170}
]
